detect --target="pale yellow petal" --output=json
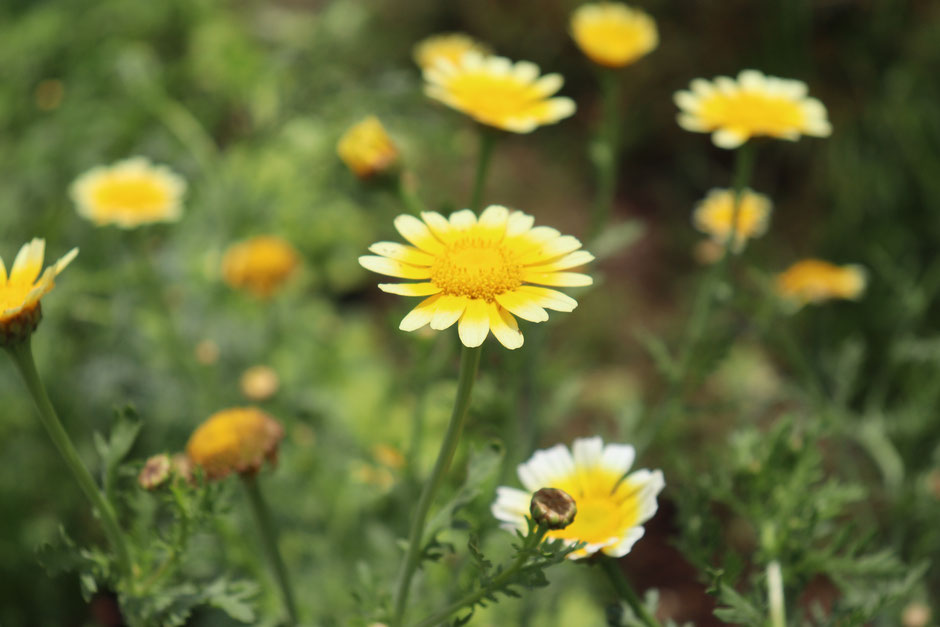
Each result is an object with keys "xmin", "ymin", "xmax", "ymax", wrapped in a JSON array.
[
  {"xmin": 520, "ymin": 235, "xmax": 583, "ymax": 264},
  {"xmin": 421, "ymin": 211, "xmax": 455, "ymax": 243},
  {"xmin": 522, "ymin": 271, "xmax": 593, "ymax": 287},
  {"xmin": 488, "ymin": 304, "xmax": 523, "ymax": 350},
  {"xmin": 449, "ymin": 209, "xmax": 477, "ymax": 230},
  {"xmin": 494, "ymin": 290, "xmax": 549, "ymax": 322},
  {"xmin": 378, "ymin": 282, "xmax": 441, "ymax": 296},
  {"xmin": 515, "ymin": 286, "xmax": 578, "ymax": 312},
  {"xmin": 10, "ymin": 238, "xmax": 45, "ymax": 285},
  {"xmin": 506, "ymin": 211, "xmax": 535, "ymax": 236},
  {"xmin": 457, "ymin": 299, "xmax": 490, "ymax": 347},
  {"xmin": 394, "ymin": 214, "xmax": 446, "ymax": 254},
  {"xmin": 526, "ymin": 250, "xmax": 594, "ymax": 273},
  {"xmin": 399, "ymin": 294, "xmax": 442, "ymax": 331},
  {"xmin": 0, "ymin": 255, "xmax": 6, "ymax": 286},
  {"xmin": 359, "ymin": 255, "xmax": 433, "ymax": 279},
  {"xmin": 429, "ymin": 294, "xmax": 468, "ymax": 330},
  {"xmin": 54, "ymin": 248, "xmax": 79, "ymax": 275},
  {"xmin": 368, "ymin": 242, "xmax": 435, "ymax": 266}
]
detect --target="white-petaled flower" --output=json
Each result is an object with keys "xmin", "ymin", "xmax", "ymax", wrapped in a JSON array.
[
  {"xmin": 424, "ymin": 51, "xmax": 576, "ymax": 133},
  {"xmin": 492, "ymin": 436, "xmax": 664, "ymax": 559},
  {"xmin": 70, "ymin": 157, "xmax": 186, "ymax": 228},
  {"xmin": 674, "ymin": 69, "xmax": 831, "ymax": 149}
]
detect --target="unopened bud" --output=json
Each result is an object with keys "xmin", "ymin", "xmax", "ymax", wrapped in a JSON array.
[
  {"xmin": 530, "ymin": 487, "xmax": 577, "ymax": 530},
  {"xmin": 138, "ymin": 454, "xmax": 172, "ymax": 490}
]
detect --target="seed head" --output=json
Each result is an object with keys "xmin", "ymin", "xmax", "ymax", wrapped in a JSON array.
[{"xmin": 530, "ymin": 487, "xmax": 577, "ymax": 530}]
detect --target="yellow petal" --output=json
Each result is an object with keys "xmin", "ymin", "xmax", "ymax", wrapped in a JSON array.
[
  {"xmin": 421, "ymin": 211, "xmax": 455, "ymax": 244},
  {"xmin": 429, "ymin": 294, "xmax": 468, "ymax": 330},
  {"xmin": 526, "ymin": 250, "xmax": 594, "ymax": 272},
  {"xmin": 10, "ymin": 238, "xmax": 45, "ymax": 285},
  {"xmin": 399, "ymin": 294, "xmax": 442, "ymax": 331},
  {"xmin": 377, "ymin": 283, "xmax": 441, "ymax": 297},
  {"xmin": 488, "ymin": 304, "xmax": 523, "ymax": 349},
  {"xmin": 394, "ymin": 214, "xmax": 445, "ymax": 254},
  {"xmin": 457, "ymin": 299, "xmax": 490, "ymax": 347},
  {"xmin": 0, "ymin": 255, "xmax": 7, "ymax": 286},
  {"xmin": 359, "ymin": 256, "xmax": 432, "ymax": 280},
  {"xmin": 495, "ymin": 291, "xmax": 549, "ymax": 322},
  {"xmin": 54, "ymin": 248, "xmax": 79, "ymax": 275},
  {"xmin": 368, "ymin": 242, "xmax": 435, "ymax": 266},
  {"xmin": 449, "ymin": 209, "xmax": 477, "ymax": 230},
  {"xmin": 520, "ymin": 235, "xmax": 583, "ymax": 265},
  {"xmin": 515, "ymin": 286, "xmax": 578, "ymax": 312},
  {"xmin": 523, "ymin": 271, "xmax": 593, "ymax": 287}
]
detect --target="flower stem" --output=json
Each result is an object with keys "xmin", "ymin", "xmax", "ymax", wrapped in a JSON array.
[
  {"xmin": 241, "ymin": 474, "xmax": 299, "ymax": 626},
  {"xmin": 397, "ymin": 172, "xmax": 427, "ymax": 215},
  {"xmin": 469, "ymin": 129, "xmax": 496, "ymax": 211},
  {"xmin": 392, "ymin": 345, "xmax": 483, "ymax": 626},
  {"xmin": 5, "ymin": 337, "xmax": 132, "ymax": 579},
  {"xmin": 600, "ymin": 557, "xmax": 662, "ymax": 627},
  {"xmin": 590, "ymin": 68, "xmax": 621, "ymax": 240},
  {"xmin": 766, "ymin": 560, "xmax": 786, "ymax": 627}
]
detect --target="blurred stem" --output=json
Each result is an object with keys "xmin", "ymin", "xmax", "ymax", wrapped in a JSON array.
[
  {"xmin": 590, "ymin": 68, "xmax": 621, "ymax": 240},
  {"xmin": 766, "ymin": 560, "xmax": 786, "ymax": 627},
  {"xmin": 469, "ymin": 129, "xmax": 497, "ymax": 211},
  {"xmin": 6, "ymin": 337, "xmax": 132, "ymax": 579},
  {"xmin": 411, "ymin": 524, "xmax": 549, "ymax": 627},
  {"xmin": 392, "ymin": 345, "xmax": 482, "ymax": 626},
  {"xmin": 600, "ymin": 557, "xmax": 662, "ymax": 627},
  {"xmin": 153, "ymin": 95, "xmax": 218, "ymax": 175},
  {"xmin": 397, "ymin": 172, "xmax": 427, "ymax": 215},
  {"xmin": 241, "ymin": 474, "xmax": 298, "ymax": 626}
]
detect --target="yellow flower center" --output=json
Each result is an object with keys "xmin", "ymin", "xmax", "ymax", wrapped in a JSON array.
[
  {"xmin": 547, "ymin": 468, "xmax": 639, "ymax": 545},
  {"xmin": 430, "ymin": 238, "xmax": 523, "ymax": 301},
  {"xmin": 701, "ymin": 91, "xmax": 806, "ymax": 134},
  {"xmin": 91, "ymin": 175, "xmax": 173, "ymax": 218}
]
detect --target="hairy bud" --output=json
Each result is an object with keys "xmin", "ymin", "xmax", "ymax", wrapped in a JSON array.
[{"xmin": 530, "ymin": 487, "xmax": 577, "ymax": 530}]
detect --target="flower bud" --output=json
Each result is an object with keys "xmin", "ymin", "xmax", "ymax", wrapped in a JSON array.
[
  {"xmin": 138, "ymin": 454, "xmax": 172, "ymax": 490},
  {"xmin": 529, "ymin": 487, "xmax": 577, "ymax": 530},
  {"xmin": 337, "ymin": 116, "xmax": 399, "ymax": 179}
]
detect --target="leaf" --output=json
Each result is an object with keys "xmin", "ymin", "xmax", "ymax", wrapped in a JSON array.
[{"xmin": 94, "ymin": 405, "xmax": 142, "ymax": 500}]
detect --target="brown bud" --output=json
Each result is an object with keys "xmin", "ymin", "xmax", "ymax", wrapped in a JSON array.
[
  {"xmin": 138, "ymin": 454, "xmax": 172, "ymax": 490},
  {"xmin": 0, "ymin": 304, "xmax": 42, "ymax": 349},
  {"xmin": 530, "ymin": 487, "xmax": 577, "ymax": 530}
]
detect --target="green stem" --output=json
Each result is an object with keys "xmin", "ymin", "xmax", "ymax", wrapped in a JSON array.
[
  {"xmin": 392, "ymin": 345, "xmax": 483, "ymax": 626},
  {"xmin": 766, "ymin": 560, "xmax": 786, "ymax": 627},
  {"xmin": 242, "ymin": 475, "xmax": 299, "ymax": 626},
  {"xmin": 600, "ymin": 557, "xmax": 662, "ymax": 627},
  {"xmin": 469, "ymin": 129, "xmax": 496, "ymax": 211},
  {"xmin": 5, "ymin": 338, "xmax": 132, "ymax": 578},
  {"xmin": 411, "ymin": 525, "xmax": 548, "ymax": 627},
  {"xmin": 590, "ymin": 68, "xmax": 621, "ymax": 240},
  {"xmin": 397, "ymin": 172, "xmax": 427, "ymax": 215},
  {"xmin": 154, "ymin": 96, "xmax": 218, "ymax": 176}
]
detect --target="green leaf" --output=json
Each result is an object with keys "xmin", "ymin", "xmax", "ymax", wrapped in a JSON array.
[{"xmin": 94, "ymin": 405, "xmax": 142, "ymax": 500}]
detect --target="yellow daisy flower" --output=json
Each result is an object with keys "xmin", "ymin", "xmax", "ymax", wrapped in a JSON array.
[
  {"xmin": 221, "ymin": 235, "xmax": 300, "ymax": 298},
  {"xmin": 359, "ymin": 205, "xmax": 593, "ymax": 350},
  {"xmin": 674, "ymin": 69, "xmax": 832, "ymax": 149},
  {"xmin": 776, "ymin": 259, "xmax": 866, "ymax": 307},
  {"xmin": 424, "ymin": 51, "xmax": 576, "ymax": 133},
  {"xmin": 186, "ymin": 407, "xmax": 285, "ymax": 480},
  {"xmin": 0, "ymin": 239, "xmax": 78, "ymax": 346},
  {"xmin": 70, "ymin": 157, "xmax": 186, "ymax": 228},
  {"xmin": 337, "ymin": 116, "xmax": 400, "ymax": 179},
  {"xmin": 413, "ymin": 33, "xmax": 490, "ymax": 71},
  {"xmin": 492, "ymin": 436, "xmax": 664, "ymax": 559},
  {"xmin": 570, "ymin": 3, "xmax": 658, "ymax": 68},
  {"xmin": 692, "ymin": 188, "xmax": 772, "ymax": 253}
]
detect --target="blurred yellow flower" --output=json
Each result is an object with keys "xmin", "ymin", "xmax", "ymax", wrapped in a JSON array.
[
  {"xmin": 70, "ymin": 157, "xmax": 186, "ymax": 228},
  {"xmin": 221, "ymin": 235, "xmax": 300, "ymax": 297},
  {"xmin": 240, "ymin": 365, "xmax": 280, "ymax": 401},
  {"xmin": 570, "ymin": 3, "xmax": 658, "ymax": 68},
  {"xmin": 359, "ymin": 205, "xmax": 592, "ymax": 349},
  {"xmin": 0, "ymin": 239, "xmax": 77, "ymax": 345},
  {"xmin": 674, "ymin": 70, "xmax": 831, "ymax": 149},
  {"xmin": 492, "ymin": 437, "xmax": 664, "ymax": 559},
  {"xmin": 692, "ymin": 188, "xmax": 772, "ymax": 253},
  {"xmin": 186, "ymin": 407, "xmax": 285, "ymax": 480},
  {"xmin": 413, "ymin": 33, "xmax": 490, "ymax": 71},
  {"xmin": 424, "ymin": 51, "xmax": 576, "ymax": 133},
  {"xmin": 337, "ymin": 116, "xmax": 399, "ymax": 179},
  {"xmin": 776, "ymin": 259, "xmax": 866, "ymax": 307}
]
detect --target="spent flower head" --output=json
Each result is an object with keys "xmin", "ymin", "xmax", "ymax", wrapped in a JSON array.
[
  {"xmin": 221, "ymin": 235, "xmax": 300, "ymax": 298},
  {"xmin": 424, "ymin": 51, "xmax": 575, "ymax": 133},
  {"xmin": 0, "ymin": 239, "xmax": 77, "ymax": 347},
  {"xmin": 138, "ymin": 454, "xmax": 173, "ymax": 490},
  {"xmin": 692, "ymin": 188, "xmax": 772, "ymax": 253},
  {"xmin": 186, "ymin": 407, "xmax": 285, "ymax": 480},
  {"xmin": 413, "ymin": 33, "xmax": 490, "ymax": 71},
  {"xmin": 674, "ymin": 69, "xmax": 831, "ymax": 149},
  {"xmin": 776, "ymin": 259, "xmax": 866, "ymax": 308},
  {"xmin": 492, "ymin": 436, "xmax": 664, "ymax": 559},
  {"xmin": 570, "ymin": 3, "xmax": 658, "ymax": 68},
  {"xmin": 337, "ymin": 116, "xmax": 399, "ymax": 179},
  {"xmin": 70, "ymin": 157, "xmax": 186, "ymax": 228},
  {"xmin": 359, "ymin": 205, "xmax": 593, "ymax": 349}
]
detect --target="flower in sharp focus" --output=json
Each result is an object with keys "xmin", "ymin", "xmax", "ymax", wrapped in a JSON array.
[
  {"xmin": 70, "ymin": 157, "xmax": 186, "ymax": 228},
  {"xmin": 221, "ymin": 235, "xmax": 300, "ymax": 298},
  {"xmin": 337, "ymin": 116, "xmax": 400, "ymax": 179},
  {"xmin": 0, "ymin": 239, "xmax": 78, "ymax": 347},
  {"xmin": 359, "ymin": 205, "xmax": 593, "ymax": 350},
  {"xmin": 186, "ymin": 407, "xmax": 285, "ymax": 480},
  {"xmin": 570, "ymin": 3, "xmax": 658, "ymax": 68},
  {"xmin": 776, "ymin": 259, "xmax": 866, "ymax": 307},
  {"xmin": 492, "ymin": 436, "xmax": 664, "ymax": 559},
  {"xmin": 692, "ymin": 188, "xmax": 772, "ymax": 253},
  {"xmin": 424, "ymin": 51, "xmax": 576, "ymax": 133},
  {"xmin": 674, "ymin": 70, "xmax": 831, "ymax": 149},
  {"xmin": 413, "ymin": 33, "xmax": 490, "ymax": 71}
]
